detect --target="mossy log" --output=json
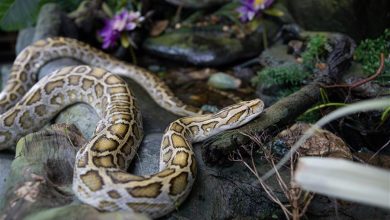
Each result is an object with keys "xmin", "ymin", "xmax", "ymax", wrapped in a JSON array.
[{"xmin": 0, "ymin": 124, "xmax": 148, "ymax": 220}]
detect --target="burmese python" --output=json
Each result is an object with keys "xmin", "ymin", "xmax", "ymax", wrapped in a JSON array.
[{"xmin": 0, "ymin": 37, "xmax": 264, "ymax": 218}]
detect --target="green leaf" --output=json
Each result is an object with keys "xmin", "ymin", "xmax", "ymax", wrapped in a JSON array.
[
  {"xmin": 263, "ymin": 8, "xmax": 284, "ymax": 17},
  {"xmin": 120, "ymin": 33, "xmax": 130, "ymax": 48},
  {"xmin": 102, "ymin": 2, "xmax": 113, "ymax": 17},
  {"xmin": 0, "ymin": 0, "xmax": 42, "ymax": 31}
]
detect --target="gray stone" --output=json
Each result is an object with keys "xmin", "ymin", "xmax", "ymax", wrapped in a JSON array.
[
  {"xmin": 33, "ymin": 3, "xmax": 62, "ymax": 42},
  {"xmin": 15, "ymin": 27, "xmax": 36, "ymax": 54},
  {"xmin": 286, "ymin": 0, "xmax": 390, "ymax": 40},
  {"xmin": 0, "ymin": 153, "xmax": 13, "ymax": 198},
  {"xmin": 0, "ymin": 64, "xmax": 12, "ymax": 89},
  {"xmin": 207, "ymin": 72, "xmax": 241, "ymax": 90},
  {"xmin": 54, "ymin": 103, "xmax": 100, "ymax": 140},
  {"xmin": 143, "ymin": 20, "xmax": 280, "ymax": 66},
  {"xmin": 258, "ymin": 43, "xmax": 297, "ymax": 68},
  {"xmin": 130, "ymin": 133, "xmax": 162, "ymax": 175},
  {"xmin": 165, "ymin": 0, "xmax": 230, "ymax": 8},
  {"xmin": 16, "ymin": 3, "xmax": 78, "ymax": 55}
]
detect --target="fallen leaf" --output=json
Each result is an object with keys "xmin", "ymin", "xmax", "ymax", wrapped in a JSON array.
[{"xmin": 150, "ymin": 20, "xmax": 169, "ymax": 37}]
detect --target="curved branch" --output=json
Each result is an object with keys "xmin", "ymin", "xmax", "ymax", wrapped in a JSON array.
[{"xmin": 323, "ymin": 53, "xmax": 385, "ymax": 89}]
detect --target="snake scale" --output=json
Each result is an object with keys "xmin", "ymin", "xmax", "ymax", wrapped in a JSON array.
[{"xmin": 0, "ymin": 37, "xmax": 264, "ymax": 218}]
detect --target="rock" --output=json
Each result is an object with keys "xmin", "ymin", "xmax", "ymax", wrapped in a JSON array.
[
  {"xmin": 207, "ymin": 72, "xmax": 241, "ymax": 90},
  {"xmin": 258, "ymin": 42, "xmax": 297, "ymax": 68},
  {"xmin": 15, "ymin": 27, "xmax": 36, "ymax": 54},
  {"xmin": 15, "ymin": 3, "xmax": 78, "ymax": 55},
  {"xmin": 54, "ymin": 103, "xmax": 100, "ymax": 140},
  {"xmin": 233, "ymin": 68, "xmax": 255, "ymax": 82},
  {"xmin": 143, "ymin": 20, "xmax": 280, "ymax": 66},
  {"xmin": 165, "ymin": 0, "xmax": 230, "ymax": 8},
  {"xmin": 286, "ymin": 0, "xmax": 390, "ymax": 40},
  {"xmin": 0, "ymin": 63, "xmax": 12, "ymax": 89},
  {"xmin": 33, "ymin": 3, "xmax": 63, "ymax": 42},
  {"xmin": 0, "ymin": 153, "xmax": 13, "ymax": 198},
  {"xmin": 130, "ymin": 133, "xmax": 162, "ymax": 175}
]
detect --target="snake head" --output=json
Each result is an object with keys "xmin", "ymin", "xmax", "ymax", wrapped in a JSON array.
[
  {"xmin": 235, "ymin": 98, "xmax": 264, "ymax": 124},
  {"xmin": 244, "ymin": 98, "xmax": 264, "ymax": 117},
  {"xmin": 216, "ymin": 98, "xmax": 264, "ymax": 130}
]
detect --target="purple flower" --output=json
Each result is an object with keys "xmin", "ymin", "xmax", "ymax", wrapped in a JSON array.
[
  {"xmin": 112, "ymin": 10, "xmax": 144, "ymax": 32},
  {"xmin": 99, "ymin": 9, "xmax": 144, "ymax": 49},
  {"xmin": 99, "ymin": 19, "xmax": 120, "ymax": 49},
  {"xmin": 237, "ymin": 0, "xmax": 274, "ymax": 22}
]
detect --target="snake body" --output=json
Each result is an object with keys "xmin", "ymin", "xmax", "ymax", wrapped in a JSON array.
[
  {"xmin": 0, "ymin": 37, "xmax": 201, "ymax": 117},
  {"xmin": 0, "ymin": 38, "xmax": 264, "ymax": 218}
]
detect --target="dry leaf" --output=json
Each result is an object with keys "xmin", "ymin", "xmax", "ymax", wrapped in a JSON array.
[
  {"xmin": 276, "ymin": 122, "xmax": 353, "ymax": 159},
  {"xmin": 150, "ymin": 20, "xmax": 169, "ymax": 37}
]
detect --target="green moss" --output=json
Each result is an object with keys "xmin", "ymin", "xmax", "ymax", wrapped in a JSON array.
[
  {"xmin": 301, "ymin": 34, "xmax": 329, "ymax": 69},
  {"xmin": 354, "ymin": 29, "xmax": 390, "ymax": 82},
  {"xmin": 252, "ymin": 64, "xmax": 310, "ymax": 87},
  {"xmin": 251, "ymin": 63, "xmax": 310, "ymax": 97}
]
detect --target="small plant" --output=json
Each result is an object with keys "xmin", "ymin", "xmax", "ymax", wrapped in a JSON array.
[
  {"xmin": 354, "ymin": 29, "xmax": 390, "ymax": 81},
  {"xmin": 301, "ymin": 34, "xmax": 329, "ymax": 69},
  {"xmin": 252, "ymin": 64, "xmax": 310, "ymax": 87},
  {"xmin": 251, "ymin": 64, "xmax": 310, "ymax": 97},
  {"xmin": 99, "ymin": 9, "xmax": 144, "ymax": 49}
]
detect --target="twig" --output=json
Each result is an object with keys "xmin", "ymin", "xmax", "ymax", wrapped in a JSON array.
[
  {"xmin": 230, "ymin": 149, "xmax": 292, "ymax": 219},
  {"xmin": 369, "ymin": 139, "xmax": 390, "ymax": 161},
  {"xmin": 231, "ymin": 133, "xmax": 316, "ymax": 220},
  {"xmin": 299, "ymin": 192, "xmax": 315, "ymax": 218},
  {"xmin": 323, "ymin": 53, "xmax": 385, "ymax": 89}
]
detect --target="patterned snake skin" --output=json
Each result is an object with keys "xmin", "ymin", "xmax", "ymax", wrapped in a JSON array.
[
  {"xmin": 0, "ymin": 38, "xmax": 264, "ymax": 218},
  {"xmin": 0, "ymin": 37, "xmax": 201, "ymax": 117}
]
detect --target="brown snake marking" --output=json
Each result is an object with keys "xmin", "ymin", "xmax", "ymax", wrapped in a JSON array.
[{"xmin": 0, "ymin": 38, "xmax": 265, "ymax": 218}]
